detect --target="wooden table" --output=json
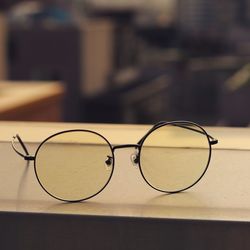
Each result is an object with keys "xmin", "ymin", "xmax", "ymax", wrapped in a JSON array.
[
  {"xmin": 0, "ymin": 122, "xmax": 250, "ymax": 249},
  {"xmin": 0, "ymin": 81, "xmax": 64, "ymax": 121}
]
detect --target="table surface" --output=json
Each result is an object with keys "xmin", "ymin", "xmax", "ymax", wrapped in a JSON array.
[{"xmin": 0, "ymin": 121, "xmax": 250, "ymax": 223}]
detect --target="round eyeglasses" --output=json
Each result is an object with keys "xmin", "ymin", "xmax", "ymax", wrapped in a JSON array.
[{"xmin": 12, "ymin": 121, "xmax": 218, "ymax": 202}]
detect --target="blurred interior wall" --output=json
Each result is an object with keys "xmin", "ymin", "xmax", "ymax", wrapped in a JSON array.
[{"xmin": 81, "ymin": 19, "xmax": 114, "ymax": 96}]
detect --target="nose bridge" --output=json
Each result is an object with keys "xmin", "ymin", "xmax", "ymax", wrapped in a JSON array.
[
  {"xmin": 112, "ymin": 144, "xmax": 140, "ymax": 167},
  {"xmin": 112, "ymin": 144, "xmax": 139, "ymax": 152}
]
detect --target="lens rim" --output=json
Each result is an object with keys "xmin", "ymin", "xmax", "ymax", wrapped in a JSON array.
[
  {"xmin": 138, "ymin": 121, "xmax": 212, "ymax": 193},
  {"xmin": 34, "ymin": 129, "xmax": 115, "ymax": 202}
]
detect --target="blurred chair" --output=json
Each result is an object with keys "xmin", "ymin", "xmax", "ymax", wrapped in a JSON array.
[
  {"xmin": 8, "ymin": 19, "xmax": 114, "ymax": 122},
  {"xmin": 172, "ymin": 56, "xmax": 246, "ymax": 125},
  {"xmin": 84, "ymin": 67, "xmax": 171, "ymax": 124},
  {"xmin": 220, "ymin": 64, "xmax": 250, "ymax": 126}
]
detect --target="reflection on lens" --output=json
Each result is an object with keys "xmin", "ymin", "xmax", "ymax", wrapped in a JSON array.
[
  {"xmin": 35, "ymin": 130, "xmax": 114, "ymax": 201},
  {"xmin": 139, "ymin": 123, "xmax": 210, "ymax": 193}
]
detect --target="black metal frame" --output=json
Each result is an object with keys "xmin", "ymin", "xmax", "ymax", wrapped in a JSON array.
[
  {"xmin": 137, "ymin": 121, "xmax": 217, "ymax": 194},
  {"xmin": 12, "ymin": 121, "xmax": 218, "ymax": 202}
]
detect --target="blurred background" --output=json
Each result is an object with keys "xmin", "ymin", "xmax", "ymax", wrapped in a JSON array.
[{"xmin": 1, "ymin": 0, "xmax": 250, "ymax": 126}]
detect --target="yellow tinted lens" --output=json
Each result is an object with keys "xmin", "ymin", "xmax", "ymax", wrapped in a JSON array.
[
  {"xmin": 35, "ymin": 131, "xmax": 113, "ymax": 201},
  {"xmin": 140, "ymin": 123, "xmax": 210, "ymax": 192}
]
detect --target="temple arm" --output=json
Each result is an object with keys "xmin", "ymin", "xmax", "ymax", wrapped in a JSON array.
[
  {"xmin": 137, "ymin": 121, "xmax": 218, "ymax": 146},
  {"xmin": 173, "ymin": 122, "xmax": 218, "ymax": 145},
  {"xmin": 11, "ymin": 134, "xmax": 35, "ymax": 161}
]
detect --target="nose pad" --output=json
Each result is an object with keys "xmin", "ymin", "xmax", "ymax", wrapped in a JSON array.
[
  {"xmin": 105, "ymin": 156, "xmax": 113, "ymax": 170},
  {"xmin": 131, "ymin": 153, "xmax": 139, "ymax": 167}
]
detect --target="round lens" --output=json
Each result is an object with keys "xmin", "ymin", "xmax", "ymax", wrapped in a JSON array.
[
  {"xmin": 34, "ymin": 130, "xmax": 114, "ymax": 201},
  {"xmin": 139, "ymin": 122, "xmax": 211, "ymax": 193}
]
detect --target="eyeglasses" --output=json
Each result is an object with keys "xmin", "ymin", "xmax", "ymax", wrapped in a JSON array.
[{"xmin": 12, "ymin": 121, "xmax": 218, "ymax": 202}]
